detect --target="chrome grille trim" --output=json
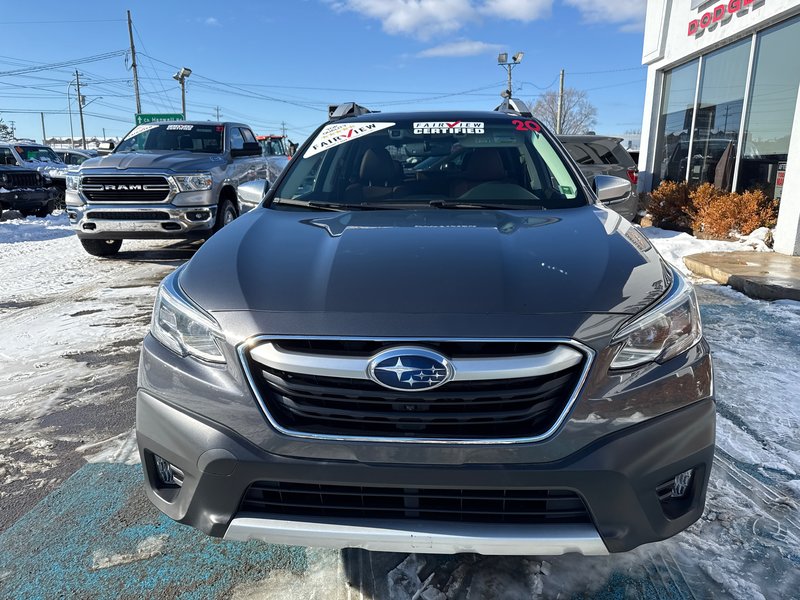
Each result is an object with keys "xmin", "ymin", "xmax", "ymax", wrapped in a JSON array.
[
  {"xmin": 250, "ymin": 342, "xmax": 583, "ymax": 382},
  {"xmin": 238, "ymin": 336, "xmax": 595, "ymax": 445}
]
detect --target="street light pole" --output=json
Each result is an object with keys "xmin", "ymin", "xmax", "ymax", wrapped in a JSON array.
[
  {"xmin": 66, "ymin": 80, "xmax": 75, "ymax": 147},
  {"xmin": 498, "ymin": 52, "xmax": 524, "ymax": 98},
  {"xmin": 173, "ymin": 67, "xmax": 192, "ymax": 118}
]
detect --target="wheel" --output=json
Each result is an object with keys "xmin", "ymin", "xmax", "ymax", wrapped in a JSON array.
[
  {"xmin": 213, "ymin": 198, "xmax": 238, "ymax": 233},
  {"xmin": 34, "ymin": 200, "xmax": 56, "ymax": 218},
  {"xmin": 80, "ymin": 238, "xmax": 122, "ymax": 257},
  {"xmin": 52, "ymin": 188, "xmax": 66, "ymax": 210}
]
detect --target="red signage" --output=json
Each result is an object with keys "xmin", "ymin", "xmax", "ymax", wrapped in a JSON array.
[{"xmin": 688, "ymin": 0, "xmax": 757, "ymax": 36}]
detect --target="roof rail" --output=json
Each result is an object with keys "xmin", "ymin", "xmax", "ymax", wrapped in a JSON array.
[
  {"xmin": 328, "ymin": 102, "xmax": 374, "ymax": 120},
  {"xmin": 494, "ymin": 97, "xmax": 533, "ymax": 118}
]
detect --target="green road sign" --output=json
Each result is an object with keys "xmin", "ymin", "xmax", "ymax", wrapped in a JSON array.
[{"xmin": 135, "ymin": 113, "xmax": 185, "ymax": 125}]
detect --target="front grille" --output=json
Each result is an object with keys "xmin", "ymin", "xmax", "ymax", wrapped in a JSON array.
[
  {"xmin": 245, "ymin": 340, "xmax": 585, "ymax": 440},
  {"xmin": 81, "ymin": 176, "xmax": 170, "ymax": 202},
  {"xmin": 5, "ymin": 172, "xmax": 41, "ymax": 188},
  {"xmin": 241, "ymin": 482, "xmax": 592, "ymax": 525},
  {"xmin": 86, "ymin": 211, "xmax": 171, "ymax": 221}
]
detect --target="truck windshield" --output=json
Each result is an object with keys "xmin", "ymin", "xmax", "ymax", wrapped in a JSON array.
[
  {"xmin": 273, "ymin": 118, "xmax": 586, "ymax": 210},
  {"xmin": 116, "ymin": 124, "xmax": 224, "ymax": 154},
  {"xmin": 17, "ymin": 146, "xmax": 62, "ymax": 164}
]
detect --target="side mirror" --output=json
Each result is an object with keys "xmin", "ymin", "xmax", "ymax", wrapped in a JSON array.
[
  {"xmin": 231, "ymin": 142, "xmax": 261, "ymax": 158},
  {"xmin": 594, "ymin": 175, "xmax": 631, "ymax": 205},
  {"xmin": 237, "ymin": 179, "xmax": 268, "ymax": 212},
  {"xmin": 98, "ymin": 141, "xmax": 115, "ymax": 151}
]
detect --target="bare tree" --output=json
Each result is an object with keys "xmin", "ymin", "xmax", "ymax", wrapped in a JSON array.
[{"xmin": 532, "ymin": 88, "xmax": 598, "ymax": 135}]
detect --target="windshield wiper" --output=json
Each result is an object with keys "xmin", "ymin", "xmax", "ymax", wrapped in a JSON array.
[
  {"xmin": 429, "ymin": 200, "xmax": 545, "ymax": 210},
  {"xmin": 273, "ymin": 199, "xmax": 399, "ymax": 211}
]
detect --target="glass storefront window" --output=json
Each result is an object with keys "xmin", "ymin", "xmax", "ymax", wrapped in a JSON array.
[
  {"xmin": 689, "ymin": 38, "xmax": 751, "ymax": 192},
  {"xmin": 653, "ymin": 60, "xmax": 699, "ymax": 187},
  {"xmin": 738, "ymin": 16, "xmax": 800, "ymax": 199}
]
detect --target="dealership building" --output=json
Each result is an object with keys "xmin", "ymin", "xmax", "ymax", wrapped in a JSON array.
[{"xmin": 639, "ymin": 0, "xmax": 800, "ymax": 255}]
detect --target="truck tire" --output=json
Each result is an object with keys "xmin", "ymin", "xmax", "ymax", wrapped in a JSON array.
[
  {"xmin": 80, "ymin": 238, "xmax": 122, "ymax": 257},
  {"xmin": 213, "ymin": 198, "xmax": 238, "ymax": 233},
  {"xmin": 34, "ymin": 200, "xmax": 56, "ymax": 218}
]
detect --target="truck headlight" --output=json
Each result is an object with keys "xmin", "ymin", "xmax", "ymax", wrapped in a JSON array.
[
  {"xmin": 66, "ymin": 174, "xmax": 80, "ymax": 190},
  {"xmin": 610, "ymin": 270, "xmax": 702, "ymax": 369},
  {"xmin": 174, "ymin": 174, "xmax": 213, "ymax": 192},
  {"xmin": 151, "ymin": 268, "xmax": 225, "ymax": 364}
]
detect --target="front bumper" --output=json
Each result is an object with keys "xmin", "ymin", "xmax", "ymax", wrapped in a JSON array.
[
  {"xmin": 67, "ymin": 203, "xmax": 217, "ymax": 239},
  {"xmin": 0, "ymin": 188, "xmax": 52, "ymax": 210},
  {"xmin": 136, "ymin": 388, "xmax": 715, "ymax": 555}
]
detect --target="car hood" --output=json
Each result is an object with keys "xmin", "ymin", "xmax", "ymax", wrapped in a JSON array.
[
  {"xmin": 79, "ymin": 151, "xmax": 223, "ymax": 173},
  {"xmin": 181, "ymin": 206, "xmax": 668, "ymax": 321}
]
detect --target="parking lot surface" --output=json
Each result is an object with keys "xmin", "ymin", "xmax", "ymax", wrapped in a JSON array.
[{"xmin": 0, "ymin": 213, "xmax": 798, "ymax": 599}]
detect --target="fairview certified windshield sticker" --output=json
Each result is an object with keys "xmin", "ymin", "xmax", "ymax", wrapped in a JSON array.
[
  {"xmin": 166, "ymin": 124, "xmax": 194, "ymax": 131},
  {"xmin": 413, "ymin": 122, "xmax": 484, "ymax": 134},
  {"xmin": 125, "ymin": 124, "xmax": 159, "ymax": 139},
  {"xmin": 305, "ymin": 122, "xmax": 396, "ymax": 157}
]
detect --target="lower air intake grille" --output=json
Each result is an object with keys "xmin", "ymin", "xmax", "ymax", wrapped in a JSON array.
[
  {"xmin": 86, "ymin": 211, "xmax": 171, "ymax": 221},
  {"xmin": 241, "ymin": 482, "xmax": 592, "ymax": 525}
]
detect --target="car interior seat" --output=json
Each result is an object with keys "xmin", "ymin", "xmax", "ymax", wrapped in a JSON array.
[
  {"xmin": 344, "ymin": 147, "xmax": 399, "ymax": 202},
  {"xmin": 450, "ymin": 148, "xmax": 508, "ymax": 197}
]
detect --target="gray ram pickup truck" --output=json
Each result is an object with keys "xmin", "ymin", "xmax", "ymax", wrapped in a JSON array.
[{"xmin": 65, "ymin": 121, "xmax": 266, "ymax": 256}]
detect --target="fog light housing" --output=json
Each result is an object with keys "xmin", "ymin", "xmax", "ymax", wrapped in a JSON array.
[
  {"xmin": 671, "ymin": 469, "xmax": 693, "ymax": 498},
  {"xmin": 154, "ymin": 454, "xmax": 175, "ymax": 484}
]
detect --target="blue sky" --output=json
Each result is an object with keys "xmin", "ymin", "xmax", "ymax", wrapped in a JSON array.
[{"xmin": 0, "ymin": 0, "xmax": 648, "ymax": 143}]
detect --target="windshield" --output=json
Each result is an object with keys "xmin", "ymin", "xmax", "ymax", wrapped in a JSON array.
[
  {"xmin": 17, "ymin": 146, "xmax": 62, "ymax": 164},
  {"xmin": 260, "ymin": 138, "xmax": 287, "ymax": 156},
  {"xmin": 115, "ymin": 123, "xmax": 224, "ymax": 154},
  {"xmin": 272, "ymin": 118, "xmax": 585, "ymax": 210}
]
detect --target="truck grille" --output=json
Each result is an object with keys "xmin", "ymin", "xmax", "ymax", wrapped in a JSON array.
[
  {"xmin": 86, "ymin": 211, "xmax": 171, "ymax": 221},
  {"xmin": 243, "ymin": 339, "xmax": 587, "ymax": 440},
  {"xmin": 241, "ymin": 482, "xmax": 592, "ymax": 525},
  {"xmin": 81, "ymin": 176, "xmax": 171, "ymax": 202},
  {"xmin": 4, "ymin": 172, "xmax": 41, "ymax": 188}
]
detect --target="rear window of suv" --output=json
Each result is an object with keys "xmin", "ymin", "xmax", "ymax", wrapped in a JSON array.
[
  {"xmin": 563, "ymin": 139, "xmax": 636, "ymax": 169},
  {"xmin": 273, "ymin": 118, "xmax": 586, "ymax": 210}
]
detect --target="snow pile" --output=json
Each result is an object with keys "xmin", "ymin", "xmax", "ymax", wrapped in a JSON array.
[{"xmin": 642, "ymin": 225, "xmax": 772, "ymax": 276}]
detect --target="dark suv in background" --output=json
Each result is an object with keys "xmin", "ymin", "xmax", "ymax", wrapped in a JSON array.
[
  {"xmin": 136, "ymin": 102, "xmax": 714, "ymax": 556},
  {"xmin": 559, "ymin": 135, "xmax": 639, "ymax": 221}
]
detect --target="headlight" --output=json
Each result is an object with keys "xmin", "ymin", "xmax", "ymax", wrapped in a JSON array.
[
  {"xmin": 66, "ymin": 174, "xmax": 80, "ymax": 190},
  {"xmin": 151, "ymin": 269, "xmax": 225, "ymax": 364},
  {"xmin": 174, "ymin": 173, "xmax": 213, "ymax": 192},
  {"xmin": 610, "ymin": 269, "xmax": 702, "ymax": 369}
]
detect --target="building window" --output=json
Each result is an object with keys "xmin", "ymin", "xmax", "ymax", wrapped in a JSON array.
[
  {"xmin": 653, "ymin": 60, "xmax": 699, "ymax": 187},
  {"xmin": 738, "ymin": 16, "xmax": 800, "ymax": 200},
  {"xmin": 689, "ymin": 38, "xmax": 751, "ymax": 192}
]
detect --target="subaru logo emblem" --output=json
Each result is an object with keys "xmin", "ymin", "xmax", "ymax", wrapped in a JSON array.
[{"xmin": 367, "ymin": 347, "xmax": 454, "ymax": 392}]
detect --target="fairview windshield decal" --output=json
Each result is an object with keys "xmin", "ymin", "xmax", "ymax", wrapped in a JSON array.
[{"xmin": 304, "ymin": 122, "xmax": 395, "ymax": 157}]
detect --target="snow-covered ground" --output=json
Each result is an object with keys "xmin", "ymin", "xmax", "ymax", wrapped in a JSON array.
[{"xmin": 1, "ymin": 213, "xmax": 798, "ymax": 598}]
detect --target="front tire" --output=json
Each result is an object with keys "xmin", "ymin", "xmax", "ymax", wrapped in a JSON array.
[
  {"xmin": 34, "ymin": 199, "xmax": 56, "ymax": 218},
  {"xmin": 213, "ymin": 198, "xmax": 238, "ymax": 233},
  {"xmin": 80, "ymin": 238, "xmax": 122, "ymax": 257}
]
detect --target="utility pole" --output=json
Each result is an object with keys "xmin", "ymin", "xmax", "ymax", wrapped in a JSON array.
[
  {"xmin": 127, "ymin": 10, "xmax": 142, "ymax": 115},
  {"xmin": 556, "ymin": 69, "xmax": 565, "ymax": 135},
  {"xmin": 172, "ymin": 67, "xmax": 192, "ymax": 118},
  {"xmin": 40, "ymin": 113, "xmax": 46, "ymax": 144},
  {"xmin": 10, "ymin": 121, "xmax": 15, "ymax": 140},
  {"xmin": 215, "ymin": 106, "xmax": 221, "ymax": 121},
  {"xmin": 75, "ymin": 70, "xmax": 87, "ymax": 149},
  {"xmin": 102, "ymin": 127, "xmax": 106, "ymax": 141},
  {"xmin": 281, "ymin": 121, "xmax": 287, "ymax": 138}
]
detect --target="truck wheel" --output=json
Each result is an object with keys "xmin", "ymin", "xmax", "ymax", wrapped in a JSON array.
[
  {"xmin": 80, "ymin": 238, "xmax": 122, "ymax": 257},
  {"xmin": 214, "ymin": 198, "xmax": 238, "ymax": 232},
  {"xmin": 34, "ymin": 200, "xmax": 56, "ymax": 218},
  {"xmin": 53, "ymin": 189, "xmax": 66, "ymax": 210}
]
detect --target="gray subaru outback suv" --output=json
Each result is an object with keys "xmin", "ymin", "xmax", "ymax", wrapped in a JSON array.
[{"xmin": 136, "ymin": 103, "xmax": 714, "ymax": 556}]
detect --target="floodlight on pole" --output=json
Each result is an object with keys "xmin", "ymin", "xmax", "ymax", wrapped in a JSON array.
[
  {"xmin": 498, "ymin": 51, "xmax": 524, "ymax": 98},
  {"xmin": 173, "ymin": 67, "xmax": 192, "ymax": 118}
]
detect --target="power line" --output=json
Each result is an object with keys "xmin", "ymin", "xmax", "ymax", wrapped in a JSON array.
[
  {"xmin": 0, "ymin": 50, "xmax": 127, "ymax": 78},
  {"xmin": 568, "ymin": 66, "xmax": 646, "ymax": 75},
  {"xmin": 0, "ymin": 19, "xmax": 125, "ymax": 24}
]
